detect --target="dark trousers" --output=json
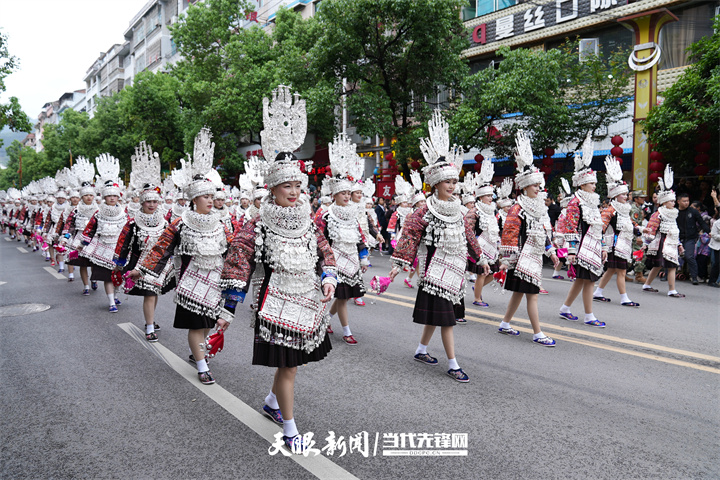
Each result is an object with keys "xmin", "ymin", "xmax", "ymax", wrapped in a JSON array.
[
  {"xmin": 710, "ymin": 249, "xmax": 720, "ymax": 284},
  {"xmin": 696, "ymin": 254, "xmax": 709, "ymax": 280},
  {"xmin": 682, "ymin": 239, "xmax": 698, "ymax": 279}
]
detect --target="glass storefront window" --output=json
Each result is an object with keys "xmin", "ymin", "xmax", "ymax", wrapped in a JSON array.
[
  {"xmin": 658, "ymin": 4, "xmax": 717, "ymax": 70},
  {"xmin": 475, "ymin": 0, "xmax": 516, "ymax": 18}
]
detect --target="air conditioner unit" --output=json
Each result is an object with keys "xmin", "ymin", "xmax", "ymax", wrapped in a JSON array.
[{"xmin": 579, "ymin": 38, "xmax": 599, "ymax": 62}]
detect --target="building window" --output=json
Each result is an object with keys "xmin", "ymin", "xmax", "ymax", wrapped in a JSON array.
[
  {"xmin": 147, "ymin": 41, "xmax": 162, "ymax": 66},
  {"xmin": 476, "ymin": 0, "xmax": 516, "ymax": 17},
  {"xmin": 135, "ymin": 23, "xmax": 145, "ymax": 44},
  {"xmin": 136, "ymin": 55, "xmax": 146, "ymax": 73},
  {"xmin": 659, "ymin": 3, "xmax": 716, "ymax": 69}
]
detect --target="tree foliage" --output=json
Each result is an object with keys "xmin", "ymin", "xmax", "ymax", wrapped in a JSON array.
[
  {"xmin": 451, "ymin": 41, "xmax": 631, "ymax": 160},
  {"xmin": 311, "ymin": 0, "xmax": 469, "ymax": 165},
  {"xmin": 644, "ymin": 16, "xmax": 719, "ymax": 171},
  {"xmin": 0, "ymin": 30, "xmax": 32, "ymax": 147}
]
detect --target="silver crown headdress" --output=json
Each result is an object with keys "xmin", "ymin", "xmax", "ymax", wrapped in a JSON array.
[
  {"xmin": 513, "ymin": 130, "xmax": 544, "ymax": 190},
  {"xmin": 95, "ymin": 153, "xmax": 121, "ymax": 197},
  {"xmin": 475, "ymin": 158, "xmax": 495, "ymax": 197},
  {"xmin": 72, "ymin": 156, "xmax": 96, "ymax": 197},
  {"xmin": 130, "ymin": 141, "xmax": 162, "ymax": 202},
  {"xmin": 55, "ymin": 168, "xmax": 74, "ymax": 199},
  {"xmin": 409, "ymin": 170, "xmax": 426, "ymax": 206},
  {"xmin": 394, "ymin": 175, "xmax": 413, "ymax": 204},
  {"xmin": 8, "ymin": 187, "xmax": 21, "ymax": 202},
  {"xmin": 362, "ymin": 177, "xmax": 376, "ymax": 204},
  {"xmin": 40, "ymin": 176, "xmax": 58, "ymax": 198},
  {"xmin": 260, "ymin": 85, "xmax": 308, "ymax": 189},
  {"xmin": 420, "ymin": 109, "xmax": 464, "ymax": 187},
  {"xmin": 460, "ymin": 172, "xmax": 478, "ymax": 205},
  {"xmin": 496, "ymin": 177, "xmax": 514, "ymax": 207},
  {"xmin": 572, "ymin": 132, "xmax": 597, "ymax": 187},
  {"xmin": 559, "ymin": 177, "xmax": 572, "ymax": 208},
  {"xmin": 604, "ymin": 155, "xmax": 628, "ymax": 199},
  {"xmin": 185, "ymin": 127, "xmax": 218, "ymax": 200},
  {"xmin": 327, "ymin": 132, "xmax": 358, "ymax": 196},
  {"xmin": 657, "ymin": 164, "xmax": 675, "ymax": 205},
  {"xmin": 244, "ymin": 155, "xmax": 269, "ymax": 200}
]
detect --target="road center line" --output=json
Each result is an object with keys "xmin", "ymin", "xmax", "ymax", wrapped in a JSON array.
[
  {"xmin": 381, "ymin": 291, "xmax": 720, "ymax": 363},
  {"xmin": 371, "ymin": 295, "xmax": 720, "ymax": 374},
  {"xmin": 117, "ymin": 322, "xmax": 358, "ymax": 480},
  {"xmin": 43, "ymin": 266, "xmax": 66, "ymax": 280}
]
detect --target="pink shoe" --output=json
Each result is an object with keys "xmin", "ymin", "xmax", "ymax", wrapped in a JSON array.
[
  {"xmin": 343, "ymin": 335, "xmax": 358, "ymax": 345},
  {"xmin": 404, "ymin": 278, "xmax": 413, "ymax": 288},
  {"xmin": 354, "ymin": 298, "xmax": 365, "ymax": 306},
  {"xmin": 539, "ymin": 289, "xmax": 549, "ymax": 295}
]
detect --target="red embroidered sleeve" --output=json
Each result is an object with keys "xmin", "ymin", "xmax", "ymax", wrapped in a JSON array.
[
  {"xmin": 465, "ymin": 213, "xmax": 484, "ymax": 263},
  {"xmin": 164, "ymin": 210, "xmax": 171, "ymax": 222},
  {"xmin": 600, "ymin": 205, "xmax": 615, "ymax": 232},
  {"xmin": 114, "ymin": 219, "xmax": 135, "ymax": 264},
  {"xmin": 315, "ymin": 226, "xmax": 336, "ymax": 270},
  {"xmin": 54, "ymin": 213, "xmax": 66, "ymax": 236},
  {"xmin": 43, "ymin": 211, "xmax": 52, "ymax": 233},
  {"xmin": 387, "ymin": 211, "xmax": 398, "ymax": 231},
  {"xmin": 500, "ymin": 204, "xmax": 522, "ymax": 255},
  {"xmin": 220, "ymin": 216, "xmax": 257, "ymax": 291},
  {"xmin": 80, "ymin": 214, "xmax": 98, "ymax": 245},
  {"xmin": 557, "ymin": 197, "xmax": 580, "ymax": 235},
  {"xmin": 62, "ymin": 211, "xmax": 75, "ymax": 236},
  {"xmin": 643, "ymin": 211, "xmax": 660, "ymax": 237},
  {"xmin": 140, "ymin": 218, "xmax": 181, "ymax": 277},
  {"xmin": 314, "ymin": 211, "xmax": 328, "ymax": 236},
  {"xmin": 391, "ymin": 206, "xmax": 428, "ymax": 267}
]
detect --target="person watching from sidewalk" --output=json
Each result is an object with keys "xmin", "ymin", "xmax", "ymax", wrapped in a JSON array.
[{"xmin": 677, "ymin": 192, "xmax": 709, "ymax": 285}]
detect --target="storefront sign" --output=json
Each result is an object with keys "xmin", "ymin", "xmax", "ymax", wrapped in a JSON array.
[{"xmin": 470, "ymin": 0, "xmax": 621, "ymax": 46}]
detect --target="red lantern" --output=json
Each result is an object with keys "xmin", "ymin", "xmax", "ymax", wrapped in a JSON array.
[
  {"xmin": 694, "ymin": 164, "xmax": 710, "ymax": 176},
  {"xmin": 611, "ymin": 135, "xmax": 624, "ymax": 146},
  {"xmin": 542, "ymin": 157, "xmax": 553, "ymax": 167},
  {"xmin": 385, "ymin": 153, "xmax": 394, "ymax": 162},
  {"xmin": 649, "ymin": 161, "xmax": 664, "ymax": 172},
  {"xmin": 410, "ymin": 160, "xmax": 420, "ymax": 170},
  {"xmin": 615, "ymin": 156, "xmax": 623, "ymax": 166},
  {"xmin": 649, "ymin": 172, "xmax": 661, "ymax": 182},
  {"xmin": 487, "ymin": 126, "xmax": 501, "ymax": 139},
  {"xmin": 610, "ymin": 146, "xmax": 623, "ymax": 157},
  {"xmin": 474, "ymin": 154, "xmax": 484, "ymax": 163},
  {"xmin": 540, "ymin": 165, "xmax": 552, "ymax": 175},
  {"xmin": 474, "ymin": 163, "xmax": 482, "ymax": 172},
  {"xmin": 695, "ymin": 142, "xmax": 711, "ymax": 153},
  {"xmin": 695, "ymin": 153, "xmax": 710, "ymax": 164},
  {"xmin": 649, "ymin": 151, "xmax": 664, "ymax": 162},
  {"xmin": 544, "ymin": 147, "xmax": 555, "ymax": 157}
]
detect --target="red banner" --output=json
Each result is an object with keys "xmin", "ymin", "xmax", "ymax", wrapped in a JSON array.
[{"xmin": 376, "ymin": 180, "xmax": 395, "ymax": 199}]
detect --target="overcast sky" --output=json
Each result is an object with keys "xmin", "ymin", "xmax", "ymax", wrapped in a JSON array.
[{"xmin": 1, "ymin": 0, "xmax": 150, "ymax": 119}]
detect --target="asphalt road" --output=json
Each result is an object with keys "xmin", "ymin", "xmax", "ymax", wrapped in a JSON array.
[{"xmin": 1, "ymin": 235, "xmax": 718, "ymax": 479}]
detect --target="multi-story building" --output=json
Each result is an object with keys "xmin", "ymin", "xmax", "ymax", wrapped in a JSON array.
[
  {"xmin": 31, "ymin": 90, "xmax": 88, "ymax": 151},
  {"xmin": 461, "ymin": 0, "xmax": 719, "ymax": 189},
  {"xmin": 257, "ymin": 0, "xmax": 320, "ymax": 26},
  {"xmin": 83, "ymin": 43, "xmax": 130, "ymax": 117}
]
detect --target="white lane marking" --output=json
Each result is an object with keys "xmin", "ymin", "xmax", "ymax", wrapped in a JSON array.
[
  {"xmin": 0, "ymin": 282, "xmax": 6, "ymax": 286},
  {"xmin": 4, "ymin": 237, "xmax": 12, "ymax": 241},
  {"xmin": 118, "ymin": 323, "xmax": 358, "ymax": 480},
  {"xmin": 43, "ymin": 266, "xmax": 66, "ymax": 280},
  {"xmin": 17, "ymin": 247, "xmax": 28, "ymax": 253}
]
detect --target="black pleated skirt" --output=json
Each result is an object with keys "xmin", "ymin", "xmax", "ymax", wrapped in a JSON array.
[
  {"xmin": 173, "ymin": 304, "xmax": 217, "ymax": 330},
  {"xmin": 605, "ymin": 252, "xmax": 628, "ymax": 270},
  {"xmin": 504, "ymin": 269, "xmax": 540, "ymax": 294},
  {"xmin": 575, "ymin": 264, "xmax": 600, "ymax": 282},
  {"xmin": 412, "ymin": 289, "xmax": 462, "ymax": 326},
  {"xmin": 90, "ymin": 266, "xmax": 112, "ymax": 282},
  {"xmin": 252, "ymin": 330, "xmax": 332, "ymax": 368},
  {"xmin": 334, "ymin": 282, "xmax": 365, "ymax": 300},
  {"xmin": 645, "ymin": 234, "xmax": 678, "ymax": 269}
]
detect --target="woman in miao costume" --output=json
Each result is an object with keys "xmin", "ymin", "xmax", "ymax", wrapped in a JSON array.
[
  {"xmin": 592, "ymin": 156, "xmax": 639, "ymax": 306},
  {"xmin": 316, "ymin": 132, "xmax": 369, "ymax": 345},
  {"xmin": 55, "ymin": 169, "xmax": 81, "ymax": 282},
  {"xmin": 219, "ymin": 86, "xmax": 337, "ymax": 453},
  {"xmin": 79, "ymin": 154, "xmax": 128, "ymax": 312},
  {"xmin": 62, "ymin": 158, "xmax": 99, "ymax": 294},
  {"xmin": 115, "ymin": 142, "xmax": 176, "ymax": 342},
  {"xmin": 390, "ymin": 110, "xmax": 485, "ymax": 382},
  {"xmin": 641, "ymin": 165, "xmax": 685, "ymax": 297},
  {"xmin": 350, "ymin": 176, "xmax": 382, "ymax": 306},
  {"xmin": 45, "ymin": 174, "xmax": 73, "ymax": 272},
  {"xmin": 134, "ymin": 128, "xmax": 232, "ymax": 385},
  {"xmin": 551, "ymin": 178, "xmax": 573, "ymax": 280},
  {"xmin": 392, "ymin": 173, "xmax": 425, "ymax": 289},
  {"xmin": 470, "ymin": 159, "xmax": 503, "ymax": 309},
  {"xmin": 497, "ymin": 131, "xmax": 560, "ymax": 346},
  {"xmin": 556, "ymin": 134, "xmax": 607, "ymax": 328}
]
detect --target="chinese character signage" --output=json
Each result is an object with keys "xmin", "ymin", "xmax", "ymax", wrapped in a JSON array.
[{"xmin": 470, "ymin": 0, "xmax": 622, "ymax": 46}]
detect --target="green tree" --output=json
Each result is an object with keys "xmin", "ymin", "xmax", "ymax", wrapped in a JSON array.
[
  {"xmin": 119, "ymin": 71, "xmax": 185, "ymax": 168},
  {"xmin": 311, "ymin": 0, "xmax": 469, "ymax": 166},
  {"xmin": 0, "ymin": 30, "xmax": 32, "ymax": 145},
  {"xmin": 81, "ymin": 94, "xmax": 136, "ymax": 175},
  {"xmin": 170, "ymin": 1, "xmax": 334, "ymax": 176},
  {"xmin": 451, "ymin": 41, "xmax": 631, "ymax": 160},
  {"xmin": 42, "ymin": 109, "xmax": 90, "ymax": 170},
  {"xmin": 644, "ymin": 16, "xmax": 719, "ymax": 172},
  {"xmin": 0, "ymin": 140, "xmax": 50, "ymax": 189}
]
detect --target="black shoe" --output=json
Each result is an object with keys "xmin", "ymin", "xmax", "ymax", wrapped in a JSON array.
[
  {"xmin": 91, "ymin": 281, "xmax": 98, "ymax": 290},
  {"xmin": 691, "ymin": 277, "xmax": 698, "ymax": 285},
  {"xmin": 153, "ymin": 322, "xmax": 161, "ymax": 331}
]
